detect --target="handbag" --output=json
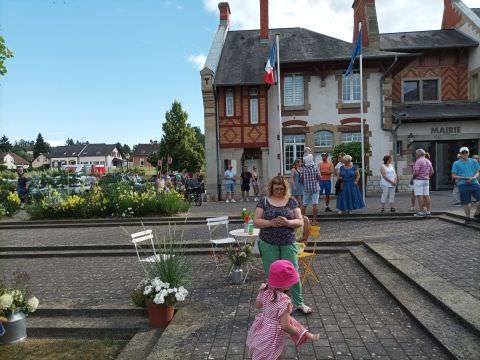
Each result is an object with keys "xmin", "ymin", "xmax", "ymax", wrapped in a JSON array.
[{"xmin": 334, "ymin": 178, "xmax": 343, "ymax": 195}]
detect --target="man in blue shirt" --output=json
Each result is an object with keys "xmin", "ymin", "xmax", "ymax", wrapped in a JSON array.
[
  {"xmin": 224, "ymin": 164, "xmax": 236, "ymax": 203},
  {"xmin": 451, "ymin": 147, "xmax": 480, "ymax": 223}
]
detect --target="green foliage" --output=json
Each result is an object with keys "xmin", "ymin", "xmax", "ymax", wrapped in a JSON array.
[
  {"xmin": 333, "ymin": 142, "xmax": 371, "ymax": 164},
  {"xmin": 0, "ymin": 180, "xmax": 20, "ymax": 216},
  {"xmin": 225, "ymin": 243, "xmax": 253, "ymax": 266},
  {"xmin": 0, "ymin": 35, "xmax": 14, "ymax": 77},
  {"xmin": 66, "ymin": 138, "xmax": 75, "ymax": 146},
  {"xmin": 150, "ymin": 101, "xmax": 205, "ymax": 173},
  {"xmin": 33, "ymin": 133, "xmax": 51, "ymax": 158},
  {"xmin": 0, "ymin": 135, "xmax": 12, "ymax": 152}
]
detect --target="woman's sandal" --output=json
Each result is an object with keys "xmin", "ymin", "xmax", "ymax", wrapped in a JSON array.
[{"xmin": 297, "ymin": 304, "xmax": 313, "ymax": 314}]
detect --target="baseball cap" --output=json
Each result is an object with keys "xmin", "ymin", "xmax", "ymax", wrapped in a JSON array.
[
  {"xmin": 459, "ymin": 146, "xmax": 469, "ymax": 153},
  {"xmin": 321, "ymin": 152, "xmax": 328, "ymax": 157}
]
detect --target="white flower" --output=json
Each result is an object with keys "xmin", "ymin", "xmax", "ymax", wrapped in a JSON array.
[
  {"xmin": 0, "ymin": 293, "xmax": 13, "ymax": 310},
  {"xmin": 151, "ymin": 278, "xmax": 165, "ymax": 290},
  {"xmin": 153, "ymin": 292, "xmax": 165, "ymax": 304},
  {"xmin": 26, "ymin": 296, "xmax": 39, "ymax": 312},
  {"xmin": 175, "ymin": 287, "xmax": 188, "ymax": 302},
  {"xmin": 143, "ymin": 285, "xmax": 153, "ymax": 295}
]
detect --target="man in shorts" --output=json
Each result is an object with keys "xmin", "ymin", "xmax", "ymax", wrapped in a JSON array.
[
  {"xmin": 224, "ymin": 164, "xmax": 236, "ymax": 203},
  {"xmin": 240, "ymin": 166, "xmax": 252, "ymax": 201},
  {"xmin": 318, "ymin": 153, "xmax": 334, "ymax": 212},
  {"xmin": 301, "ymin": 149, "xmax": 320, "ymax": 224},
  {"xmin": 451, "ymin": 147, "xmax": 480, "ymax": 223},
  {"xmin": 412, "ymin": 149, "xmax": 434, "ymax": 217}
]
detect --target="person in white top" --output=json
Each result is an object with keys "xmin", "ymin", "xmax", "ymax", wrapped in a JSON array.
[{"xmin": 380, "ymin": 155, "xmax": 398, "ymax": 212}]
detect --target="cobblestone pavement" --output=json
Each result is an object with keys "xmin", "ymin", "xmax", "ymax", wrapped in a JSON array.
[
  {"xmin": 1, "ymin": 254, "xmax": 449, "ymax": 359},
  {"xmin": 2, "ymin": 218, "xmax": 478, "ymax": 301}
]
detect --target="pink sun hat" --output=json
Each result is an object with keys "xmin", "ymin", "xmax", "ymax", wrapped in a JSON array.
[{"xmin": 268, "ymin": 260, "xmax": 299, "ymax": 288}]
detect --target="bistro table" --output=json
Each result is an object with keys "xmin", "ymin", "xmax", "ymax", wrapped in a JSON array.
[{"xmin": 229, "ymin": 228, "xmax": 260, "ymax": 283}]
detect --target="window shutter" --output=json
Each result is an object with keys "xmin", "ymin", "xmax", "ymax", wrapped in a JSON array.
[
  {"xmin": 294, "ymin": 75, "xmax": 304, "ymax": 105},
  {"xmin": 284, "ymin": 76, "xmax": 293, "ymax": 106}
]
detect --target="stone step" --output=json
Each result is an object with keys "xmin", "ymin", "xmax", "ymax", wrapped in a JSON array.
[{"xmin": 350, "ymin": 245, "xmax": 480, "ymax": 360}]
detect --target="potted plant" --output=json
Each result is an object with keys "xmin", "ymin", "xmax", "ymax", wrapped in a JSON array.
[
  {"xmin": 131, "ymin": 225, "xmax": 189, "ymax": 328},
  {"xmin": 0, "ymin": 271, "xmax": 39, "ymax": 345},
  {"xmin": 225, "ymin": 243, "xmax": 253, "ymax": 284}
]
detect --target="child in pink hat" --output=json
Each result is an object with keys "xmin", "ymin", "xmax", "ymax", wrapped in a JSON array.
[{"xmin": 246, "ymin": 260, "xmax": 319, "ymax": 360}]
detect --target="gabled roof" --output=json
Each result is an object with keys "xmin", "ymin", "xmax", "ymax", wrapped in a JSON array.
[
  {"xmin": 133, "ymin": 143, "xmax": 160, "ymax": 156},
  {"xmin": 48, "ymin": 145, "xmax": 86, "ymax": 158},
  {"xmin": 215, "ymin": 28, "xmax": 409, "ymax": 86},
  {"xmin": 380, "ymin": 29, "xmax": 478, "ymax": 51},
  {"xmin": 0, "ymin": 152, "xmax": 29, "ymax": 165},
  {"xmin": 80, "ymin": 143, "xmax": 117, "ymax": 157},
  {"xmin": 392, "ymin": 102, "xmax": 480, "ymax": 121}
]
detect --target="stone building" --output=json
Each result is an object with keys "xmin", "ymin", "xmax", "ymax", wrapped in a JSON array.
[{"xmin": 201, "ymin": 0, "xmax": 480, "ymax": 199}]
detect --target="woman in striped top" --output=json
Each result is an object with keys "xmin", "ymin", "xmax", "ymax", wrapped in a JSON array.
[{"xmin": 246, "ymin": 260, "xmax": 319, "ymax": 360}]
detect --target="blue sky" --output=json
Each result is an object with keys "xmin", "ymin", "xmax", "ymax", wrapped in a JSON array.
[
  {"xmin": 0, "ymin": 0, "xmax": 216, "ymax": 147},
  {"xmin": 1, "ymin": 0, "xmax": 479, "ymax": 148}
]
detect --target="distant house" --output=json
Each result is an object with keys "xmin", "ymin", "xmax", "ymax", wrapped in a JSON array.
[
  {"xmin": 49, "ymin": 144, "xmax": 124, "ymax": 170},
  {"xmin": 31, "ymin": 154, "xmax": 50, "ymax": 168},
  {"xmin": 132, "ymin": 143, "xmax": 160, "ymax": 167},
  {"xmin": 0, "ymin": 152, "xmax": 30, "ymax": 169}
]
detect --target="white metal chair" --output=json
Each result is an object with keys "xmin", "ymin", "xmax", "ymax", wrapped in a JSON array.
[
  {"xmin": 129, "ymin": 229, "xmax": 171, "ymax": 270},
  {"xmin": 206, "ymin": 216, "xmax": 236, "ymax": 266}
]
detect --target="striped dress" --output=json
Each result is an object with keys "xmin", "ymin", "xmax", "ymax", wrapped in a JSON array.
[{"xmin": 246, "ymin": 287, "xmax": 308, "ymax": 360}]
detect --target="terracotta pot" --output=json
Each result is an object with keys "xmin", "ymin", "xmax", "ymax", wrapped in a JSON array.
[{"xmin": 145, "ymin": 299, "xmax": 174, "ymax": 328}]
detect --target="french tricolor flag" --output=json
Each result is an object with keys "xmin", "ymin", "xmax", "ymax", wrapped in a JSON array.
[{"xmin": 263, "ymin": 41, "xmax": 277, "ymax": 85}]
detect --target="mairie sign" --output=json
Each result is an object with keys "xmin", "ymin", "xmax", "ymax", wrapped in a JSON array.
[{"xmin": 431, "ymin": 126, "xmax": 461, "ymax": 134}]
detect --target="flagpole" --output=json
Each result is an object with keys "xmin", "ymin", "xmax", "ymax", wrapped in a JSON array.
[
  {"xmin": 275, "ymin": 34, "xmax": 284, "ymax": 176},
  {"xmin": 359, "ymin": 22, "xmax": 366, "ymax": 202}
]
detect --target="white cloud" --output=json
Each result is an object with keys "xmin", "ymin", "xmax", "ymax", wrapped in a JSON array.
[
  {"xmin": 47, "ymin": 139, "xmax": 67, "ymax": 147},
  {"xmin": 203, "ymin": 0, "xmax": 480, "ymax": 42},
  {"xmin": 187, "ymin": 54, "xmax": 207, "ymax": 70},
  {"xmin": 165, "ymin": 0, "xmax": 182, "ymax": 10}
]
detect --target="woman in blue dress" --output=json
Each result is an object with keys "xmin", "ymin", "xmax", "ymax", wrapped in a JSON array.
[
  {"xmin": 290, "ymin": 159, "xmax": 304, "ymax": 204},
  {"xmin": 336, "ymin": 155, "xmax": 365, "ymax": 213}
]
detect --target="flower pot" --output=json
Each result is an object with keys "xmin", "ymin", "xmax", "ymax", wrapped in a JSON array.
[
  {"xmin": 145, "ymin": 299, "xmax": 174, "ymax": 328},
  {"xmin": 0, "ymin": 312, "xmax": 27, "ymax": 345},
  {"xmin": 232, "ymin": 266, "xmax": 243, "ymax": 284}
]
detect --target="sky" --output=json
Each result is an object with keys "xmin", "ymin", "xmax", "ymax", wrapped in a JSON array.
[{"xmin": 1, "ymin": 0, "xmax": 479, "ymax": 148}]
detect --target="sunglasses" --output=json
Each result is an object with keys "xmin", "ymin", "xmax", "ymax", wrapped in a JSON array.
[{"xmin": 460, "ymin": 151, "xmax": 469, "ymax": 154}]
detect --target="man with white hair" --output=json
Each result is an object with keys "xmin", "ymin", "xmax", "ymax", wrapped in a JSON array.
[
  {"xmin": 412, "ymin": 149, "xmax": 434, "ymax": 217},
  {"xmin": 451, "ymin": 147, "xmax": 480, "ymax": 223},
  {"xmin": 301, "ymin": 149, "xmax": 320, "ymax": 224}
]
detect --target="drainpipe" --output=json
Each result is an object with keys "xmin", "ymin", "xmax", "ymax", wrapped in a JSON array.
[{"xmin": 213, "ymin": 84, "xmax": 222, "ymax": 201}]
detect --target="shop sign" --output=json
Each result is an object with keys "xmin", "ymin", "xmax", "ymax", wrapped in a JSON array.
[{"xmin": 431, "ymin": 126, "xmax": 461, "ymax": 134}]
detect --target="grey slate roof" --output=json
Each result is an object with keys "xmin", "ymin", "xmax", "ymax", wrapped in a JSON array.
[
  {"xmin": 133, "ymin": 143, "xmax": 160, "ymax": 156},
  {"xmin": 49, "ymin": 145, "xmax": 86, "ymax": 158},
  {"xmin": 215, "ymin": 28, "xmax": 409, "ymax": 86},
  {"xmin": 380, "ymin": 29, "xmax": 478, "ymax": 51},
  {"xmin": 472, "ymin": 8, "xmax": 480, "ymax": 18},
  {"xmin": 392, "ymin": 103, "xmax": 480, "ymax": 121},
  {"xmin": 80, "ymin": 143, "xmax": 117, "ymax": 157}
]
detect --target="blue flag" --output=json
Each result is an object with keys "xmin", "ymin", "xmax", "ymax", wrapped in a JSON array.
[{"xmin": 344, "ymin": 29, "xmax": 362, "ymax": 77}]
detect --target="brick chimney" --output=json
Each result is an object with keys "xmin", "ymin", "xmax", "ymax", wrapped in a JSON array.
[
  {"xmin": 218, "ymin": 2, "xmax": 230, "ymax": 26},
  {"xmin": 352, "ymin": 0, "xmax": 379, "ymax": 49},
  {"xmin": 441, "ymin": 0, "xmax": 462, "ymax": 29},
  {"xmin": 260, "ymin": 0, "xmax": 269, "ymax": 40}
]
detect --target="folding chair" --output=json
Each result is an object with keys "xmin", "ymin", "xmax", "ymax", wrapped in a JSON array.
[
  {"xmin": 297, "ymin": 225, "xmax": 320, "ymax": 285},
  {"xmin": 129, "ymin": 229, "xmax": 171, "ymax": 271},
  {"xmin": 206, "ymin": 216, "xmax": 236, "ymax": 266}
]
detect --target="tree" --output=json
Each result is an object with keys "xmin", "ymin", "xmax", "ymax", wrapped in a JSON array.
[
  {"xmin": 66, "ymin": 138, "xmax": 74, "ymax": 146},
  {"xmin": 115, "ymin": 142, "xmax": 132, "ymax": 159},
  {"xmin": 149, "ymin": 101, "xmax": 205, "ymax": 173},
  {"xmin": 333, "ymin": 142, "xmax": 371, "ymax": 172},
  {"xmin": 192, "ymin": 126, "xmax": 205, "ymax": 147},
  {"xmin": 0, "ymin": 35, "xmax": 14, "ymax": 77},
  {"xmin": 33, "ymin": 133, "xmax": 51, "ymax": 158},
  {"xmin": 0, "ymin": 135, "xmax": 12, "ymax": 152}
]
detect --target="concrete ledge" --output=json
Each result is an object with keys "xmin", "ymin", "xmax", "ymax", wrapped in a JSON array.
[
  {"xmin": 365, "ymin": 242, "xmax": 480, "ymax": 335},
  {"xmin": 350, "ymin": 246, "xmax": 480, "ymax": 360}
]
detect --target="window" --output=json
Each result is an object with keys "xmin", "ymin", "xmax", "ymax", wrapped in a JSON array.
[
  {"xmin": 341, "ymin": 132, "xmax": 362, "ymax": 143},
  {"xmin": 284, "ymin": 73, "xmax": 304, "ymax": 106},
  {"xmin": 342, "ymin": 73, "xmax": 361, "ymax": 103},
  {"xmin": 396, "ymin": 141, "xmax": 402, "ymax": 156},
  {"xmin": 314, "ymin": 131, "xmax": 333, "ymax": 147},
  {"xmin": 284, "ymin": 135, "xmax": 305, "ymax": 173},
  {"xmin": 402, "ymin": 79, "xmax": 439, "ymax": 103},
  {"xmin": 140, "ymin": 158, "xmax": 144, "ymax": 167},
  {"xmin": 249, "ymin": 88, "xmax": 258, "ymax": 124},
  {"xmin": 226, "ymin": 89, "xmax": 234, "ymax": 116}
]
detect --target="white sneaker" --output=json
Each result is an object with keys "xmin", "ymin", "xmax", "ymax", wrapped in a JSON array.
[
  {"xmin": 231, "ymin": 199, "xmax": 236, "ymax": 203},
  {"xmin": 246, "ymin": 198, "xmax": 250, "ymax": 202},
  {"xmin": 226, "ymin": 199, "xmax": 230, "ymax": 203},
  {"xmin": 414, "ymin": 211, "xmax": 426, "ymax": 217},
  {"xmin": 254, "ymin": 197, "xmax": 259, "ymax": 201}
]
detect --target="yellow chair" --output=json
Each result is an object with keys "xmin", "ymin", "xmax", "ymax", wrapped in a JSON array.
[{"xmin": 297, "ymin": 225, "xmax": 320, "ymax": 285}]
